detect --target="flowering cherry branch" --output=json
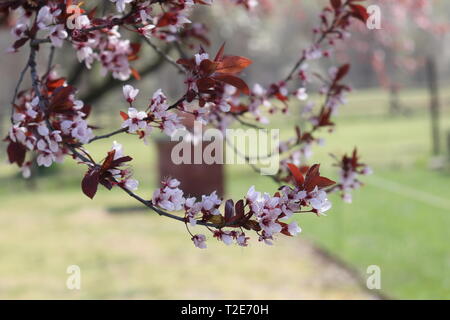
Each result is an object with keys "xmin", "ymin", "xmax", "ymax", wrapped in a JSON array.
[{"xmin": 4, "ymin": 0, "xmax": 372, "ymax": 249}]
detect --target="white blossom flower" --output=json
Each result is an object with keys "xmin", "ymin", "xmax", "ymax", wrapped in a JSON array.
[
  {"xmin": 288, "ymin": 221, "xmax": 302, "ymax": 236},
  {"xmin": 192, "ymin": 234, "xmax": 207, "ymax": 249},
  {"xmin": 112, "ymin": 141, "xmax": 124, "ymax": 159},
  {"xmin": 236, "ymin": 232, "xmax": 249, "ymax": 247},
  {"xmin": 49, "ymin": 24, "xmax": 68, "ymax": 48},
  {"xmin": 201, "ymin": 191, "xmax": 222, "ymax": 215},
  {"xmin": 121, "ymin": 108, "xmax": 148, "ymax": 133},
  {"xmin": 308, "ymin": 187, "xmax": 332, "ymax": 214},
  {"xmin": 139, "ymin": 24, "xmax": 156, "ymax": 38},
  {"xmin": 195, "ymin": 53, "xmax": 209, "ymax": 66},
  {"xmin": 37, "ymin": 124, "xmax": 49, "ymax": 137},
  {"xmin": 246, "ymin": 186, "xmax": 260, "ymax": 203},
  {"xmin": 21, "ymin": 163, "xmax": 31, "ymax": 179},
  {"xmin": 123, "ymin": 85, "xmax": 139, "ymax": 103},
  {"xmin": 152, "ymin": 179, "xmax": 185, "ymax": 211},
  {"xmin": 295, "ymin": 87, "xmax": 308, "ymax": 101},
  {"xmin": 37, "ymin": 152, "xmax": 55, "ymax": 167},
  {"xmin": 125, "ymin": 179, "xmax": 139, "ymax": 191},
  {"xmin": 220, "ymin": 232, "xmax": 233, "ymax": 245}
]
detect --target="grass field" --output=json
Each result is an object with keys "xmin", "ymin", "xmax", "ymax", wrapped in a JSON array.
[{"xmin": 0, "ymin": 87, "xmax": 449, "ymax": 299}]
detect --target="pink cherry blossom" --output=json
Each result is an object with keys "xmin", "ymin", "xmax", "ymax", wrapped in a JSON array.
[
  {"xmin": 123, "ymin": 85, "xmax": 139, "ymax": 103},
  {"xmin": 192, "ymin": 234, "xmax": 207, "ymax": 249}
]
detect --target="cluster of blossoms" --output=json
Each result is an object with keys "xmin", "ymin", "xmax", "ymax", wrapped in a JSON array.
[
  {"xmin": 6, "ymin": 72, "xmax": 93, "ymax": 177},
  {"xmin": 143, "ymin": 0, "xmax": 198, "ymax": 42},
  {"xmin": 73, "ymin": 25, "xmax": 141, "ymax": 81},
  {"xmin": 152, "ymin": 178, "xmax": 223, "ymax": 224},
  {"xmin": 3, "ymin": 0, "xmax": 371, "ymax": 249},
  {"xmin": 8, "ymin": 4, "xmax": 68, "ymax": 52},
  {"xmin": 332, "ymin": 149, "xmax": 373, "ymax": 203},
  {"xmin": 121, "ymin": 85, "xmax": 184, "ymax": 141},
  {"xmin": 4, "ymin": 0, "xmax": 220, "ymax": 80},
  {"xmin": 149, "ymin": 162, "xmax": 334, "ymax": 249}
]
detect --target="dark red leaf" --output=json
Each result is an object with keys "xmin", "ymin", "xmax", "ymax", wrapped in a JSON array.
[
  {"xmin": 111, "ymin": 156, "xmax": 133, "ymax": 167},
  {"xmin": 235, "ymin": 199, "xmax": 245, "ymax": 219},
  {"xmin": 101, "ymin": 150, "xmax": 116, "ymax": 171},
  {"xmin": 214, "ymin": 42, "xmax": 226, "ymax": 62},
  {"xmin": 199, "ymin": 59, "xmax": 218, "ymax": 75},
  {"xmin": 120, "ymin": 111, "xmax": 129, "ymax": 120},
  {"xmin": 49, "ymin": 86, "xmax": 76, "ymax": 111},
  {"xmin": 47, "ymin": 78, "xmax": 66, "ymax": 90},
  {"xmin": 215, "ymin": 56, "xmax": 252, "ymax": 74},
  {"xmin": 7, "ymin": 142, "xmax": 26, "ymax": 167},
  {"xmin": 213, "ymin": 74, "xmax": 250, "ymax": 95},
  {"xmin": 131, "ymin": 68, "xmax": 141, "ymax": 80},
  {"xmin": 335, "ymin": 64, "xmax": 350, "ymax": 82},
  {"xmin": 330, "ymin": 0, "xmax": 342, "ymax": 10},
  {"xmin": 308, "ymin": 176, "xmax": 336, "ymax": 190},
  {"xmin": 196, "ymin": 77, "xmax": 216, "ymax": 91},
  {"xmin": 243, "ymin": 220, "xmax": 261, "ymax": 231},
  {"xmin": 304, "ymin": 164, "xmax": 336, "ymax": 192},
  {"xmin": 13, "ymin": 37, "xmax": 29, "ymax": 50},
  {"xmin": 81, "ymin": 169, "xmax": 100, "ymax": 199},
  {"xmin": 99, "ymin": 178, "xmax": 113, "ymax": 190},
  {"xmin": 350, "ymin": 4, "xmax": 369, "ymax": 23},
  {"xmin": 287, "ymin": 163, "xmax": 305, "ymax": 186},
  {"xmin": 229, "ymin": 104, "xmax": 249, "ymax": 114},
  {"xmin": 156, "ymin": 12, "xmax": 177, "ymax": 27}
]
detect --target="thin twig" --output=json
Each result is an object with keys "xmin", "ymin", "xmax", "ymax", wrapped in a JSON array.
[
  {"xmin": 283, "ymin": 2, "xmax": 347, "ymax": 83},
  {"xmin": 225, "ymin": 137, "xmax": 280, "ymax": 184},
  {"xmin": 10, "ymin": 63, "xmax": 30, "ymax": 124},
  {"xmin": 140, "ymin": 34, "xmax": 186, "ymax": 73},
  {"xmin": 174, "ymin": 41, "xmax": 188, "ymax": 59},
  {"xmin": 234, "ymin": 115, "xmax": 264, "ymax": 130},
  {"xmin": 46, "ymin": 46, "xmax": 55, "ymax": 76},
  {"xmin": 88, "ymin": 128, "xmax": 128, "ymax": 143}
]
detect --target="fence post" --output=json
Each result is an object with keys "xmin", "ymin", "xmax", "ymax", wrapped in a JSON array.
[
  {"xmin": 426, "ymin": 56, "xmax": 441, "ymax": 156},
  {"xmin": 389, "ymin": 84, "xmax": 400, "ymax": 115},
  {"xmin": 447, "ymin": 130, "xmax": 450, "ymax": 164}
]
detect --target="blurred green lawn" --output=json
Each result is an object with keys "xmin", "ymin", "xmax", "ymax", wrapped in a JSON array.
[{"xmin": 0, "ymin": 87, "xmax": 450, "ymax": 299}]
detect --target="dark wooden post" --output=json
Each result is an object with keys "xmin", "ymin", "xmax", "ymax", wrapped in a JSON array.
[
  {"xmin": 156, "ymin": 140, "xmax": 224, "ymax": 199},
  {"xmin": 447, "ymin": 130, "xmax": 450, "ymax": 164},
  {"xmin": 155, "ymin": 112, "xmax": 225, "ymax": 199},
  {"xmin": 426, "ymin": 56, "xmax": 441, "ymax": 156},
  {"xmin": 389, "ymin": 84, "xmax": 401, "ymax": 115}
]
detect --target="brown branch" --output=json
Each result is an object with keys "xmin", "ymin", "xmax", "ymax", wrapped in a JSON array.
[
  {"xmin": 10, "ymin": 62, "xmax": 30, "ymax": 124},
  {"xmin": 88, "ymin": 128, "xmax": 128, "ymax": 144},
  {"xmin": 233, "ymin": 115, "xmax": 264, "ymax": 130},
  {"xmin": 45, "ymin": 46, "xmax": 55, "ymax": 76},
  {"xmin": 81, "ymin": 8, "xmax": 136, "ymax": 33},
  {"xmin": 26, "ymin": 40, "xmax": 222, "ymax": 229},
  {"xmin": 86, "ymin": 92, "xmax": 186, "ymax": 144}
]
